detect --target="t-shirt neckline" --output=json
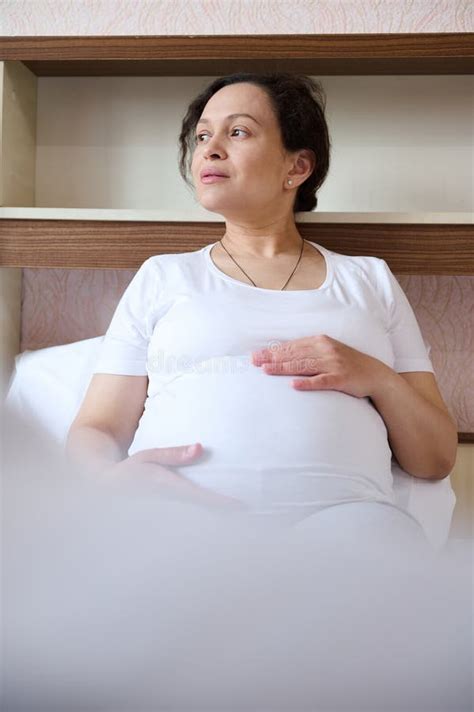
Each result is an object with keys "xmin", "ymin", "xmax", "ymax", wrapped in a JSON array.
[{"xmin": 203, "ymin": 239, "xmax": 333, "ymax": 294}]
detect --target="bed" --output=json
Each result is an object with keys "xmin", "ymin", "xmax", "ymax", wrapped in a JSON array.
[
  {"xmin": 1, "ymin": 273, "xmax": 472, "ymax": 712},
  {"xmin": 3, "ymin": 327, "xmax": 470, "ymax": 554},
  {"xmin": 2, "ymin": 331, "xmax": 472, "ymax": 712}
]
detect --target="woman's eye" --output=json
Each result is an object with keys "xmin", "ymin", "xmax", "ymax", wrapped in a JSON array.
[{"xmin": 195, "ymin": 128, "xmax": 247, "ymax": 142}]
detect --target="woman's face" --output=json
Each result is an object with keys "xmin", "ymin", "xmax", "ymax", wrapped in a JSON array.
[{"xmin": 190, "ymin": 82, "xmax": 296, "ymax": 220}]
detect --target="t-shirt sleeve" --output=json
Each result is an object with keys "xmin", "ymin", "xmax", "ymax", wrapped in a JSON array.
[
  {"xmin": 92, "ymin": 257, "xmax": 161, "ymax": 376},
  {"xmin": 375, "ymin": 259, "xmax": 435, "ymax": 374}
]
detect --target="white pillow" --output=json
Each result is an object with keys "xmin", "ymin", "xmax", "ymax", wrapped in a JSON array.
[
  {"xmin": 4, "ymin": 336, "xmax": 456, "ymax": 550},
  {"xmin": 5, "ymin": 336, "xmax": 105, "ymax": 444}
]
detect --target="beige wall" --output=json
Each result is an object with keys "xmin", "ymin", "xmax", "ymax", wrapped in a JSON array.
[{"xmin": 1, "ymin": 0, "xmax": 472, "ymax": 35}]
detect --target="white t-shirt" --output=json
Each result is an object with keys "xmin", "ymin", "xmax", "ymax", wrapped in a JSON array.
[{"xmin": 93, "ymin": 240, "xmax": 435, "ymax": 512}]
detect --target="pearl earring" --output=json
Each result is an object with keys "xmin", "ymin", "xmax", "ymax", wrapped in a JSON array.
[{"xmin": 287, "ymin": 179, "xmax": 293, "ymax": 185}]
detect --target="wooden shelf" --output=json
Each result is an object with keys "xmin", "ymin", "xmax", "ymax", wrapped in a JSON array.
[
  {"xmin": 1, "ymin": 33, "xmax": 473, "ymax": 76},
  {"xmin": 1, "ymin": 216, "xmax": 472, "ymax": 271},
  {"xmin": 0, "ymin": 208, "xmax": 472, "ymax": 224}
]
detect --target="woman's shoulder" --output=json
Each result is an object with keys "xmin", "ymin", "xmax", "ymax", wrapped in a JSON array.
[
  {"xmin": 134, "ymin": 247, "xmax": 206, "ymax": 293},
  {"xmin": 316, "ymin": 246, "xmax": 398, "ymax": 304},
  {"xmin": 135, "ymin": 247, "xmax": 203, "ymax": 277},
  {"xmin": 142, "ymin": 246, "xmax": 204, "ymax": 269},
  {"xmin": 322, "ymin": 245, "xmax": 388, "ymax": 280}
]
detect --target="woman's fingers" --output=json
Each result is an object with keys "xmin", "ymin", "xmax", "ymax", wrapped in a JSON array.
[
  {"xmin": 100, "ymin": 445, "xmax": 248, "ymax": 510},
  {"xmin": 131, "ymin": 442, "xmax": 203, "ymax": 466},
  {"xmin": 141, "ymin": 464, "xmax": 248, "ymax": 510},
  {"xmin": 262, "ymin": 357, "xmax": 321, "ymax": 375},
  {"xmin": 292, "ymin": 373, "xmax": 339, "ymax": 390}
]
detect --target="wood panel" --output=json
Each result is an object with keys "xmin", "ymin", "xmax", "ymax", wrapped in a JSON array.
[
  {"xmin": 0, "ymin": 34, "xmax": 472, "ymax": 76},
  {"xmin": 0, "ymin": 62, "xmax": 34, "ymax": 414},
  {"xmin": 0, "ymin": 219, "xmax": 472, "ymax": 272},
  {"xmin": 448, "ymin": 444, "xmax": 473, "ymax": 539}
]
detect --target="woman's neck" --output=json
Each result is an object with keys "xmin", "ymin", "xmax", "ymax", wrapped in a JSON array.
[{"xmin": 221, "ymin": 229, "xmax": 303, "ymax": 259}]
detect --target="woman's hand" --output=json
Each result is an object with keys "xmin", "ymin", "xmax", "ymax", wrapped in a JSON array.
[
  {"xmin": 251, "ymin": 334, "xmax": 391, "ymax": 399},
  {"xmin": 99, "ymin": 443, "xmax": 249, "ymax": 511}
]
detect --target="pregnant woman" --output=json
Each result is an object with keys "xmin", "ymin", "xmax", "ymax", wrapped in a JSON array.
[{"xmin": 65, "ymin": 72, "xmax": 458, "ymax": 551}]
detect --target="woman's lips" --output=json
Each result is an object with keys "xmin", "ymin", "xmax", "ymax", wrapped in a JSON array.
[{"xmin": 201, "ymin": 175, "xmax": 229, "ymax": 183}]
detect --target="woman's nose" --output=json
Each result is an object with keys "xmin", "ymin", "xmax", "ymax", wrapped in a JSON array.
[{"xmin": 203, "ymin": 135, "xmax": 226, "ymax": 159}]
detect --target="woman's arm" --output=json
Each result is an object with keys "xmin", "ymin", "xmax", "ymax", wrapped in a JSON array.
[
  {"xmin": 65, "ymin": 423, "xmax": 126, "ymax": 475},
  {"xmin": 370, "ymin": 370, "xmax": 458, "ymax": 480},
  {"xmin": 65, "ymin": 373, "xmax": 148, "ymax": 473}
]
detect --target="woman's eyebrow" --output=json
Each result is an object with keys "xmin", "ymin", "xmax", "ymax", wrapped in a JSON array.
[{"xmin": 196, "ymin": 113, "xmax": 261, "ymax": 126}]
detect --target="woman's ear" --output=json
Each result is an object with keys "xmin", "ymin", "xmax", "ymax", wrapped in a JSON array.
[{"xmin": 294, "ymin": 149, "xmax": 316, "ymax": 182}]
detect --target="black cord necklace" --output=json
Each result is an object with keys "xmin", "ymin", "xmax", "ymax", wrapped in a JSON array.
[{"xmin": 218, "ymin": 236, "xmax": 305, "ymax": 290}]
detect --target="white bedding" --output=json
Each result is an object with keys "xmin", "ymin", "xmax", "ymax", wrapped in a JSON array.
[
  {"xmin": 4, "ymin": 335, "xmax": 457, "ymax": 550},
  {"xmin": 2, "ymin": 409, "xmax": 470, "ymax": 711}
]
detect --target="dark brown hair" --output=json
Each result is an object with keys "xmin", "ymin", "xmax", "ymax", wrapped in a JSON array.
[{"xmin": 178, "ymin": 72, "xmax": 332, "ymax": 212}]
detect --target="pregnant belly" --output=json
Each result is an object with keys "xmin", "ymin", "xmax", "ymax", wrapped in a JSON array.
[{"xmin": 129, "ymin": 367, "xmax": 394, "ymax": 507}]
